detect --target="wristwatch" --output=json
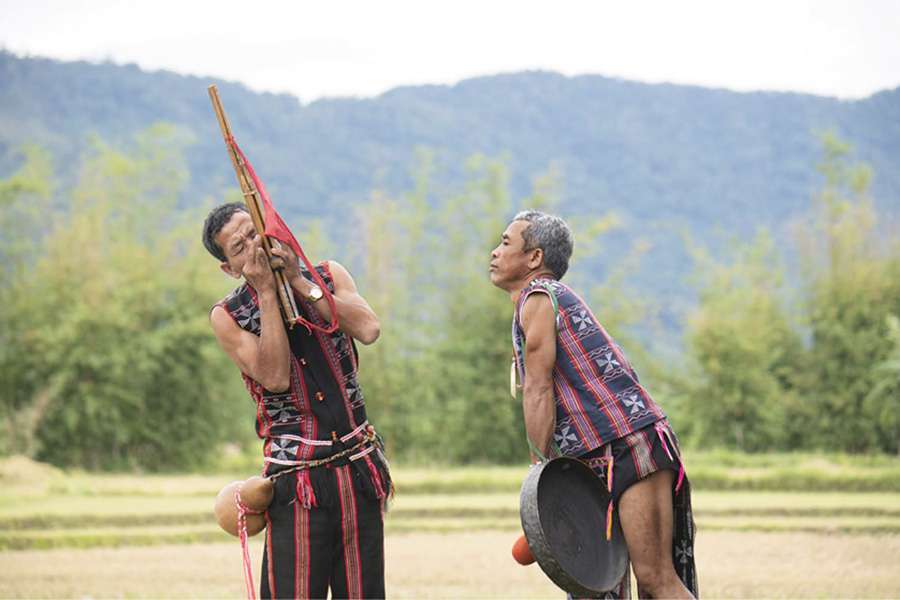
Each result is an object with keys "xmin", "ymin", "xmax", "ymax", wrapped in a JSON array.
[{"xmin": 306, "ymin": 284, "xmax": 324, "ymax": 303}]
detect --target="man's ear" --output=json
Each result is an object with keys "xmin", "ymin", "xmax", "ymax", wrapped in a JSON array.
[
  {"xmin": 220, "ymin": 261, "xmax": 240, "ymax": 279},
  {"xmin": 527, "ymin": 247, "xmax": 544, "ymax": 270}
]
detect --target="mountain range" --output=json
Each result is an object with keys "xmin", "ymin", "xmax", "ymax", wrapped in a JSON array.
[{"xmin": 2, "ymin": 51, "xmax": 898, "ymax": 343}]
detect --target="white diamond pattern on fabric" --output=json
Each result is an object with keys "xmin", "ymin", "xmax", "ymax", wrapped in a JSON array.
[
  {"xmin": 233, "ymin": 303, "xmax": 261, "ymax": 332},
  {"xmin": 571, "ymin": 309, "xmax": 592, "ymax": 331},
  {"xmin": 675, "ymin": 539, "xmax": 693, "ymax": 565},
  {"xmin": 554, "ymin": 424, "xmax": 579, "ymax": 451},
  {"xmin": 265, "ymin": 399, "xmax": 298, "ymax": 423},
  {"xmin": 269, "ymin": 438, "xmax": 299, "ymax": 460},
  {"xmin": 621, "ymin": 392, "xmax": 645, "ymax": 415},
  {"xmin": 596, "ymin": 351, "xmax": 622, "ymax": 375}
]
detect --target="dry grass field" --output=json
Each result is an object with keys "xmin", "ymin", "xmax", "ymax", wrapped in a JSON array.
[
  {"xmin": 1, "ymin": 530, "xmax": 899, "ymax": 598},
  {"xmin": 1, "ymin": 456, "xmax": 899, "ymax": 598}
]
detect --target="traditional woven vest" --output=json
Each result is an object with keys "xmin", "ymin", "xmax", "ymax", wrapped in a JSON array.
[
  {"xmin": 216, "ymin": 263, "xmax": 382, "ymax": 487},
  {"xmin": 512, "ymin": 276, "xmax": 665, "ymax": 456}
]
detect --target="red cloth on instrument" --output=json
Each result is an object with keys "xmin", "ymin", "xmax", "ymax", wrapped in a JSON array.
[
  {"xmin": 228, "ymin": 139, "xmax": 302, "ymax": 257},
  {"xmin": 228, "ymin": 137, "xmax": 338, "ymax": 334}
]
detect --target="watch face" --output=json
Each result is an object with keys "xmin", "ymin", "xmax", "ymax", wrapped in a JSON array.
[{"xmin": 309, "ymin": 285, "xmax": 323, "ymax": 300}]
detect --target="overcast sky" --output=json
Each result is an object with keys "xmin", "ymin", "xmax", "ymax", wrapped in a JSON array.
[{"xmin": 2, "ymin": 0, "xmax": 899, "ymax": 102}]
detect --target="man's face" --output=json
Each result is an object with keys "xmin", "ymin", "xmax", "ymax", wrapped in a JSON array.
[
  {"xmin": 489, "ymin": 220, "xmax": 536, "ymax": 290},
  {"xmin": 215, "ymin": 211, "xmax": 258, "ymax": 279}
]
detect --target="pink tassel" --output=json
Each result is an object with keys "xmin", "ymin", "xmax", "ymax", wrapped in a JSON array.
[
  {"xmin": 365, "ymin": 456, "xmax": 386, "ymax": 499},
  {"xmin": 655, "ymin": 421, "xmax": 674, "ymax": 461},
  {"xmin": 606, "ymin": 455, "xmax": 614, "ymax": 493},
  {"xmin": 296, "ymin": 470, "xmax": 317, "ymax": 509},
  {"xmin": 655, "ymin": 421, "xmax": 685, "ymax": 494},
  {"xmin": 605, "ymin": 500, "xmax": 614, "ymax": 541}
]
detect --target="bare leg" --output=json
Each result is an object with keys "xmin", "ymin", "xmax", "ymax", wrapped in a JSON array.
[{"xmin": 617, "ymin": 469, "xmax": 694, "ymax": 599}]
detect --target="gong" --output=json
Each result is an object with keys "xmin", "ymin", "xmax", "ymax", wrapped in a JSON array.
[{"xmin": 519, "ymin": 457, "xmax": 629, "ymax": 596}]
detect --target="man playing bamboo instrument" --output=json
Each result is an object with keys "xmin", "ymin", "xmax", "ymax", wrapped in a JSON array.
[
  {"xmin": 490, "ymin": 211, "xmax": 699, "ymax": 599},
  {"xmin": 203, "ymin": 202, "xmax": 390, "ymax": 599}
]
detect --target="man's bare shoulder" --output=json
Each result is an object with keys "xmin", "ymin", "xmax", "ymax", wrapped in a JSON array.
[
  {"xmin": 209, "ymin": 304, "xmax": 239, "ymax": 339},
  {"xmin": 324, "ymin": 259, "xmax": 350, "ymax": 277},
  {"xmin": 323, "ymin": 260, "xmax": 360, "ymax": 292},
  {"xmin": 521, "ymin": 290, "xmax": 554, "ymax": 321}
]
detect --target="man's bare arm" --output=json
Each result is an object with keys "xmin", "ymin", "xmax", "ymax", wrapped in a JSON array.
[
  {"xmin": 313, "ymin": 261, "xmax": 380, "ymax": 344},
  {"xmin": 210, "ymin": 240, "xmax": 291, "ymax": 392},
  {"xmin": 520, "ymin": 293, "xmax": 557, "ymax": 461},
  {"xmin": 270, "ymin": 245, "xmax": 381, "ymax": 345}
]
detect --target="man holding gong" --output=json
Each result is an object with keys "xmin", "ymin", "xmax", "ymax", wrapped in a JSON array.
[{"xmin": 490, "ymin": 210, "xmax": 698, "ymax": 599}]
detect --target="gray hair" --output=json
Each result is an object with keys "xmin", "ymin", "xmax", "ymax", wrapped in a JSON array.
[{"xmin": 513, "ymin": 210, "xmax": 573, "ymax": 279}]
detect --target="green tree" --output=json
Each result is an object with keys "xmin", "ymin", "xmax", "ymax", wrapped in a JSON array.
[
  {"xmin": 683, "ymin": 233, "xmax": 804, "ymax": 451},
  {"xmin": 431, "ymin": 157, "xmax": 527, "ymax": 463},
  {"xmin": 865, "ymin": 313, "xmax": 900, "ymax": 454},
  {"xmin": 4, "ymin": 125, "xmax": 250, "ymax": 469},
  {"xmin": 353, "ymin": 150, "xmax": 442, "ymax": 460},
  {"xmin": 800, "ymin": 133, "xmax": 900, "ymax": 453},
  {"xmin": 354, "ymin": 155, "xmax": 526, "ymax": 463},
  {"xmin": 0, "ymin": 146, "xmax": 55, "ymax": 455}
]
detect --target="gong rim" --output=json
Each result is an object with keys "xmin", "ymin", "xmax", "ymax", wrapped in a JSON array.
[{"xmin": 519, "ymin": 457, "xmax": 629, "ymax": 596}]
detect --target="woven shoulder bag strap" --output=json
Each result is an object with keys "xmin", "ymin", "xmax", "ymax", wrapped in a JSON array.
[{"xmin": 534, "ymin": 280, "xmax": 560, "ymax": 327}]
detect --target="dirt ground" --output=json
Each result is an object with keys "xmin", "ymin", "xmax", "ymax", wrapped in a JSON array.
[{"xmin": 1, "ymin": 530, "xmax": 899, "ymax": 598}]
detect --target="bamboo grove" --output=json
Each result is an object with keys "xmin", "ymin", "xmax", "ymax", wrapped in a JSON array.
[{"xmin": 1, "ymin": 128, "xmax": 898, "ymax": 470}]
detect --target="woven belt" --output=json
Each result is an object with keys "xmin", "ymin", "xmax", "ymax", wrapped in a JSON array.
[{"xmin": 268, "ymin": 425, "xmax": 378, "ymax": 481}]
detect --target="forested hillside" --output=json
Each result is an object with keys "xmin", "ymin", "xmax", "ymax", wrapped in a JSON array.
[
  {"xmin": 2, "ymin": 51, "xmax": 899, "ymax": 343},
  {"xmin": 3, "ymin": 52, "xmax": 900, "ymax": 465}
]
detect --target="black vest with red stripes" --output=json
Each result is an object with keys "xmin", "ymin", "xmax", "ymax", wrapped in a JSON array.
[{"xmin": 216, "ymin": 263, "xmax": 378, "ymax": 479}]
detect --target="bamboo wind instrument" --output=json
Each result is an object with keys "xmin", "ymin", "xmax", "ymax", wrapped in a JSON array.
[{"xmin": 208, "ymin": 84, "xmax": 301, "ymax": 327}]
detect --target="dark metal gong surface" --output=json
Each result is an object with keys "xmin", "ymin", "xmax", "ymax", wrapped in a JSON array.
[{"xmin": 520, "ymin": 457, "xmax": 628, "ymax": 596}]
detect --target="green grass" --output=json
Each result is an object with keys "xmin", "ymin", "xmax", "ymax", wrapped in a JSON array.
[
  {"xmin": 317, "ymin": 451, "xmax": 900, "ymax": 493},
  {"xmin": 0, "ymin": 524, "xmax": 231, "ymax": 551},
  {"xmin": 287, "ymin": 453, "xmax": 900, "ymax": 493},
  {"xmin": 3, "ymin": 454, "xmax": 900, "ymax": 551},
  {"xmin": 3, "ymin": 487, "xmax": 900, "ymax": 550},
  {"xmin": 5, "ymin": 452, "xmax": 900, "ymax": 499}
]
